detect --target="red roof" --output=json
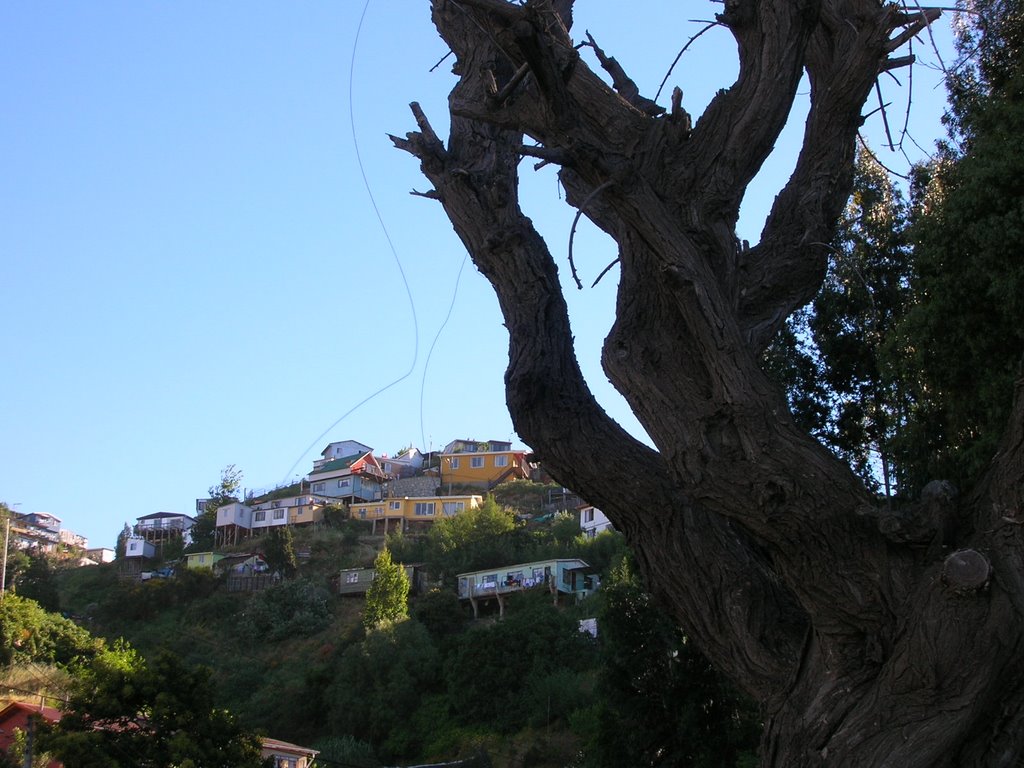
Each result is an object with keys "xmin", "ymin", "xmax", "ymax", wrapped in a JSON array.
[
  {"xmin": 261, "ymin": 736, "xmax": 319, "ymax": 758},
  {"xmin": 0, "ymin": 701, "xmax": 63, "ymax": 767}
]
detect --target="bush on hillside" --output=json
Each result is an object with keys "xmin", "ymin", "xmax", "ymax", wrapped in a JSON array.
[
  {"xmin": 239, "ymin": 578, "xmax": 331, "ymax": 641},
  {"xmin": 0, "ymin": 595, "xmax": 99, "ymax": 668}
]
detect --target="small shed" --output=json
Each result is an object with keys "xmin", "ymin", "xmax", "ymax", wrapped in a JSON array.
[{"xmin": 337, "ymin": 563, "xmax": 424, "ymax": 595}]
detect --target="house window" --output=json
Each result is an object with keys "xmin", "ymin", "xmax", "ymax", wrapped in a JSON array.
[
  {"xmin": 470, "ymin": 456, "xmax": 485, "ymax": 469},
  {"xmin": 254, "ymin": 511, "xmax": 267, "ymax": 522},
  {"xmin": 495, "ymin": 455, "xmax": 508, "ymax": 467},
  {"xmin": 273, "ymin": 509, "xmax": 285, "ymax": 520},
  {"xmin": 375, "ymin": 507, "xmax": 384, "ymax": 517},
  {"xmin": 274, "ymin": 758, "xmax": 297, "ymax": 768},
  {"xmin": 313, "ymin": 482, "xmax": 325, "ymax": 493},
  {"xmin": 450, "ymin": 457, "xmax": 460, "ymax": 469},
  {"xmin": 442, "ymin": 501, "xmax": 464, "ymax": 516},
  {"xmin": 414, "ymin": 502, "xmax": 435, "ymax": 516},
  {"xmin": 198, "ymin": 554, "xmax": 206, "ymax": 564},
  {"xmin": 337, "ymin": 479, "xmax": 351, "ymax": 489},
  {"xmin": 583, "ymin": 509, "xmax": 594, "ymax": 523},
  {"xmin": 389, "ymin": 501, "xmax": 401, "ymax": 511},
  {"xmin": 346, "ymin": 572, "xmax": 360, "ymax": 584},
  {"xmin": 359, "ymin": 510, "xmax": 367, "ymax": 519}
]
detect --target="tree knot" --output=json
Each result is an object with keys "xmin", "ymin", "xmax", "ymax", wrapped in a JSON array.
[{"xmin": 942, "ymin": 549, "xmax": 991, "ymax": 595}]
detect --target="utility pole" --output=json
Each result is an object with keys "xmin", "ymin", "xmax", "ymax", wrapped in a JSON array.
[
  {"xmin": 22, "ymin": 713, "xmax": 34, "ymax": 768},
  {"xmin": 1, "ymin": 516, "xmax": 10, "ymax": 601}
]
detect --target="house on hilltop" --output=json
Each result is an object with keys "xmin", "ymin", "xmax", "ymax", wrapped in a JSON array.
[
  {"xmin": 121, "ymin": 536, "xmax": 156, "ymax": 577},
  {"xmin": 214, "ymin": 495, "xmax": 330, "ymax": 545},
  {"xmin": 350, "ymin": 493, "xmax": 483, "ymax": 535},
  {"xmin": 377, "ymin": 446, "xmax": 425, "ymax": 479},
  {"xmin": 133, "ymin": 511, "xmax": 194, "ymax": 548},
  {"xmin": 307, "ymin": 441, "xmax": 388, "ymax": 504},
  {"xmin": 438, "ymin": 438, "xmax": 531, "ymax": 489},
  {"xmin": 10, "ymin": 512, "xmax": 62, "ymax": 552}
]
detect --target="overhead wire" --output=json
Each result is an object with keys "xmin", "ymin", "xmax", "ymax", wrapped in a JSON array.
[
  {"xmin": 283, "ymin": 0, "xmax": 476, "ymax": 481},
  {"xmin": 282, "ymin": 0, "xmax": 420, "ymax": 482}
]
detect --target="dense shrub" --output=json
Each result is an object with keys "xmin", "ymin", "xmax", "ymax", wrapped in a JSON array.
[
  {"xmin": 0, "ymin": 594, "xmax": 98, "ymax": 668},
  {"xmin": 239, "ymin": 578, "xmax": 331, "ymax": 641}
]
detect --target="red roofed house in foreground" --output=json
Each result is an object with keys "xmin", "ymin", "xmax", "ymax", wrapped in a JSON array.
[
  {"xmin": 0, "ymin": 701, "xmax": 63, "ymax": 768},
  {"xmin": 261, "ymin": 736, "xmax": 319, "ymax": 768}
]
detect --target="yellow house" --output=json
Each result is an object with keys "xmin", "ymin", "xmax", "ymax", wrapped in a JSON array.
[
  {"xmin": 439, "ymin": 439, "xmax": 531, "ymax": 488},
  {"xmin": 351, "ymin": 494, "xmax": 482, "ymax": 535}
]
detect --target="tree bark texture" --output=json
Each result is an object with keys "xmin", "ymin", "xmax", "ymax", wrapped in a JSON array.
[{"xmin": 393, "ymin": 1, "xmax": 1024, "ymax": 765}]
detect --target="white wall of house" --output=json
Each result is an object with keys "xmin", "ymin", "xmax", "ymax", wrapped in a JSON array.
[
  {"xmin": 86, "ymin": 547, "xmax": 115, "ymax": 563},
  {"xmin": 125, "ymin": 537, "xmax": 156, "ymax": 558},
  {"xmin": 327, "ymin": 440, "xmax": 372, "ymax": 457},
  {"xmin": 216, "ymin": 502, "xmax": 253, "ymax": 530},
  {"xmin": 580, "ymin": 506, "xmax": 614, "ymax": 538}
]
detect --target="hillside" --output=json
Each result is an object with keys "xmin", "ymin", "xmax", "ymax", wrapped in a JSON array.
[{"xmin": 43, "ymin": 502, "xmax": 758, "ymax": 767}]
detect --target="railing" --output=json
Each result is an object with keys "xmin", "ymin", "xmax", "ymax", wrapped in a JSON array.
[
  {"xmin": 135, "ymin": 519, "xmax": 188, "ymax": 531},
  {"xmin": 461, "ymin": 576, "xmax": 551, "ymax": 599}
]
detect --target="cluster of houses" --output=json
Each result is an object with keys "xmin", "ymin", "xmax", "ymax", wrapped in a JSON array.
[
  {"xmin": 5, "ymin": 510, "xmax": 112, "ymax": 565},
  {"xmin": 119, "ymin": 437, "xmax": 614, "ymax": 602},
  {"xmin": 124, "ymin": 437, "xmax": 610, "ymax": 556},
  {"xmin": 1, "ymin": 440, "xmax": 619, "ymax": 766}
]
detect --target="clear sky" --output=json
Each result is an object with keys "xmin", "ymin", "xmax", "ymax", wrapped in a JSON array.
[{"xmin": 1, "ymin": 3, "xmax": 955, "ymax": 548}]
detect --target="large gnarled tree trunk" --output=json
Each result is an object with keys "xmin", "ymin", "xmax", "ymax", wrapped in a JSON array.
[{"xmin": 393, "ymin": 1, "xmax": 1024, "ymax": 765}]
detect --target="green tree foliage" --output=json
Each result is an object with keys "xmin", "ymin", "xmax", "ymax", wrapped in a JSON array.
[
  {"xmin": 427, "ymin": 496, "xmax": 518, "ymax": 576},
  {"xmin": 262, "ymin": 525, "xmax": 297, "ymax": 577},
  {"xmin": 312, "ymin": 736, "xmax": 381, "ymax": 768},
  {"xmin": 579, "ymin": 559, "xmax": 759, "ymax": 767},
  {"xmin": 114, "ymin": 522, "xmax": 131, "ymax": 560},
  {"xmin": 1, "ymin": 503, "xmax": 31, "ymax": 589},
  {"xmin": 14, "ymin": 553, "xmax": 62, "ymax": 612},
  {"xmin": 490, "ymin": 479, "xmax": 562, "ymax": 516},
  {"xmin": 767, "ymin": 147, "xmax": 914, "ymax": 496},
  {"xmin": 240, "ymin": 578, "xmax": 331, "ymax": 641},
  {"xmin": 3, "ymin": 725, "xmax": 55, "ymax": 768},
  {"xmin": 328, "ymin": 619, "xmax": 440, "ymax": 759},
  {"xmin": 0, "ymin": 594, "xmax": 97, "ymax": 668},
  {"xmin": 411, "ymin": 588, "xmax": 467, "ymax": 639},
  {"xmin": 190, "ymin": 465, "xmax": 244, "ymax": 552},
  {"xmin": 444, "ymin": 592, "xmax": 596, "ymax": 733},
  {"xmin": 892, "ymin": 0, "xmax": 1024, "ymax": 492},
  {"xmin": 363, "ymin": 548, "xmax": 409, "ymax": 630},
  {"xmin": 38, "ymin": 646, "xmax": 267, "ymax": 768}
]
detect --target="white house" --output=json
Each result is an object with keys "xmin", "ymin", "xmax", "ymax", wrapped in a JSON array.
[
  {"xmin": 377, "ymin": 447, "xmax": 425, "ymax": 479},
  {"xmin": 579, "ymin": 504, "xmax": 614, "ymax": 538},
  {"xmin": 86, "ymin": 547, "xmax": 116, "ymax": 563},
  {"xmin": 312, "ymin": 440, "xmax": 374, "ymax": 470},
  {"xmin": 133, "ymin": 511, "xmax": 195, "ymax": 545},
  {"xmin": 307, "ymin": 442, "xmax": 387, "ymax": 504},
  {"xmin": 215, "ymin": 501, "xmax": 253, "ymax": 546},
  {"xmin": 250, "ymin": 495, "xmax": 329, "ymax": 532},
  {"xmin": 124, "ymin": 537, "xmax": 156, "ymax": 559}
]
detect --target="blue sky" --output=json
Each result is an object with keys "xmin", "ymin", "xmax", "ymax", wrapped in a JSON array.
[{"xmin": 1, "ymin": 3, "xmax": 955, "ymax": 548}]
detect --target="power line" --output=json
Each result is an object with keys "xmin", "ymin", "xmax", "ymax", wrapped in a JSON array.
[{"xmin": 283, "ymin": 0, "xmax": 420, "ymax": 482}]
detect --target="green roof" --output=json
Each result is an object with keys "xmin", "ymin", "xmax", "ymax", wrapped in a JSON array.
[{"xmin": 309, "ymin": 452, "xmax": 364, "ymax": 476}]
